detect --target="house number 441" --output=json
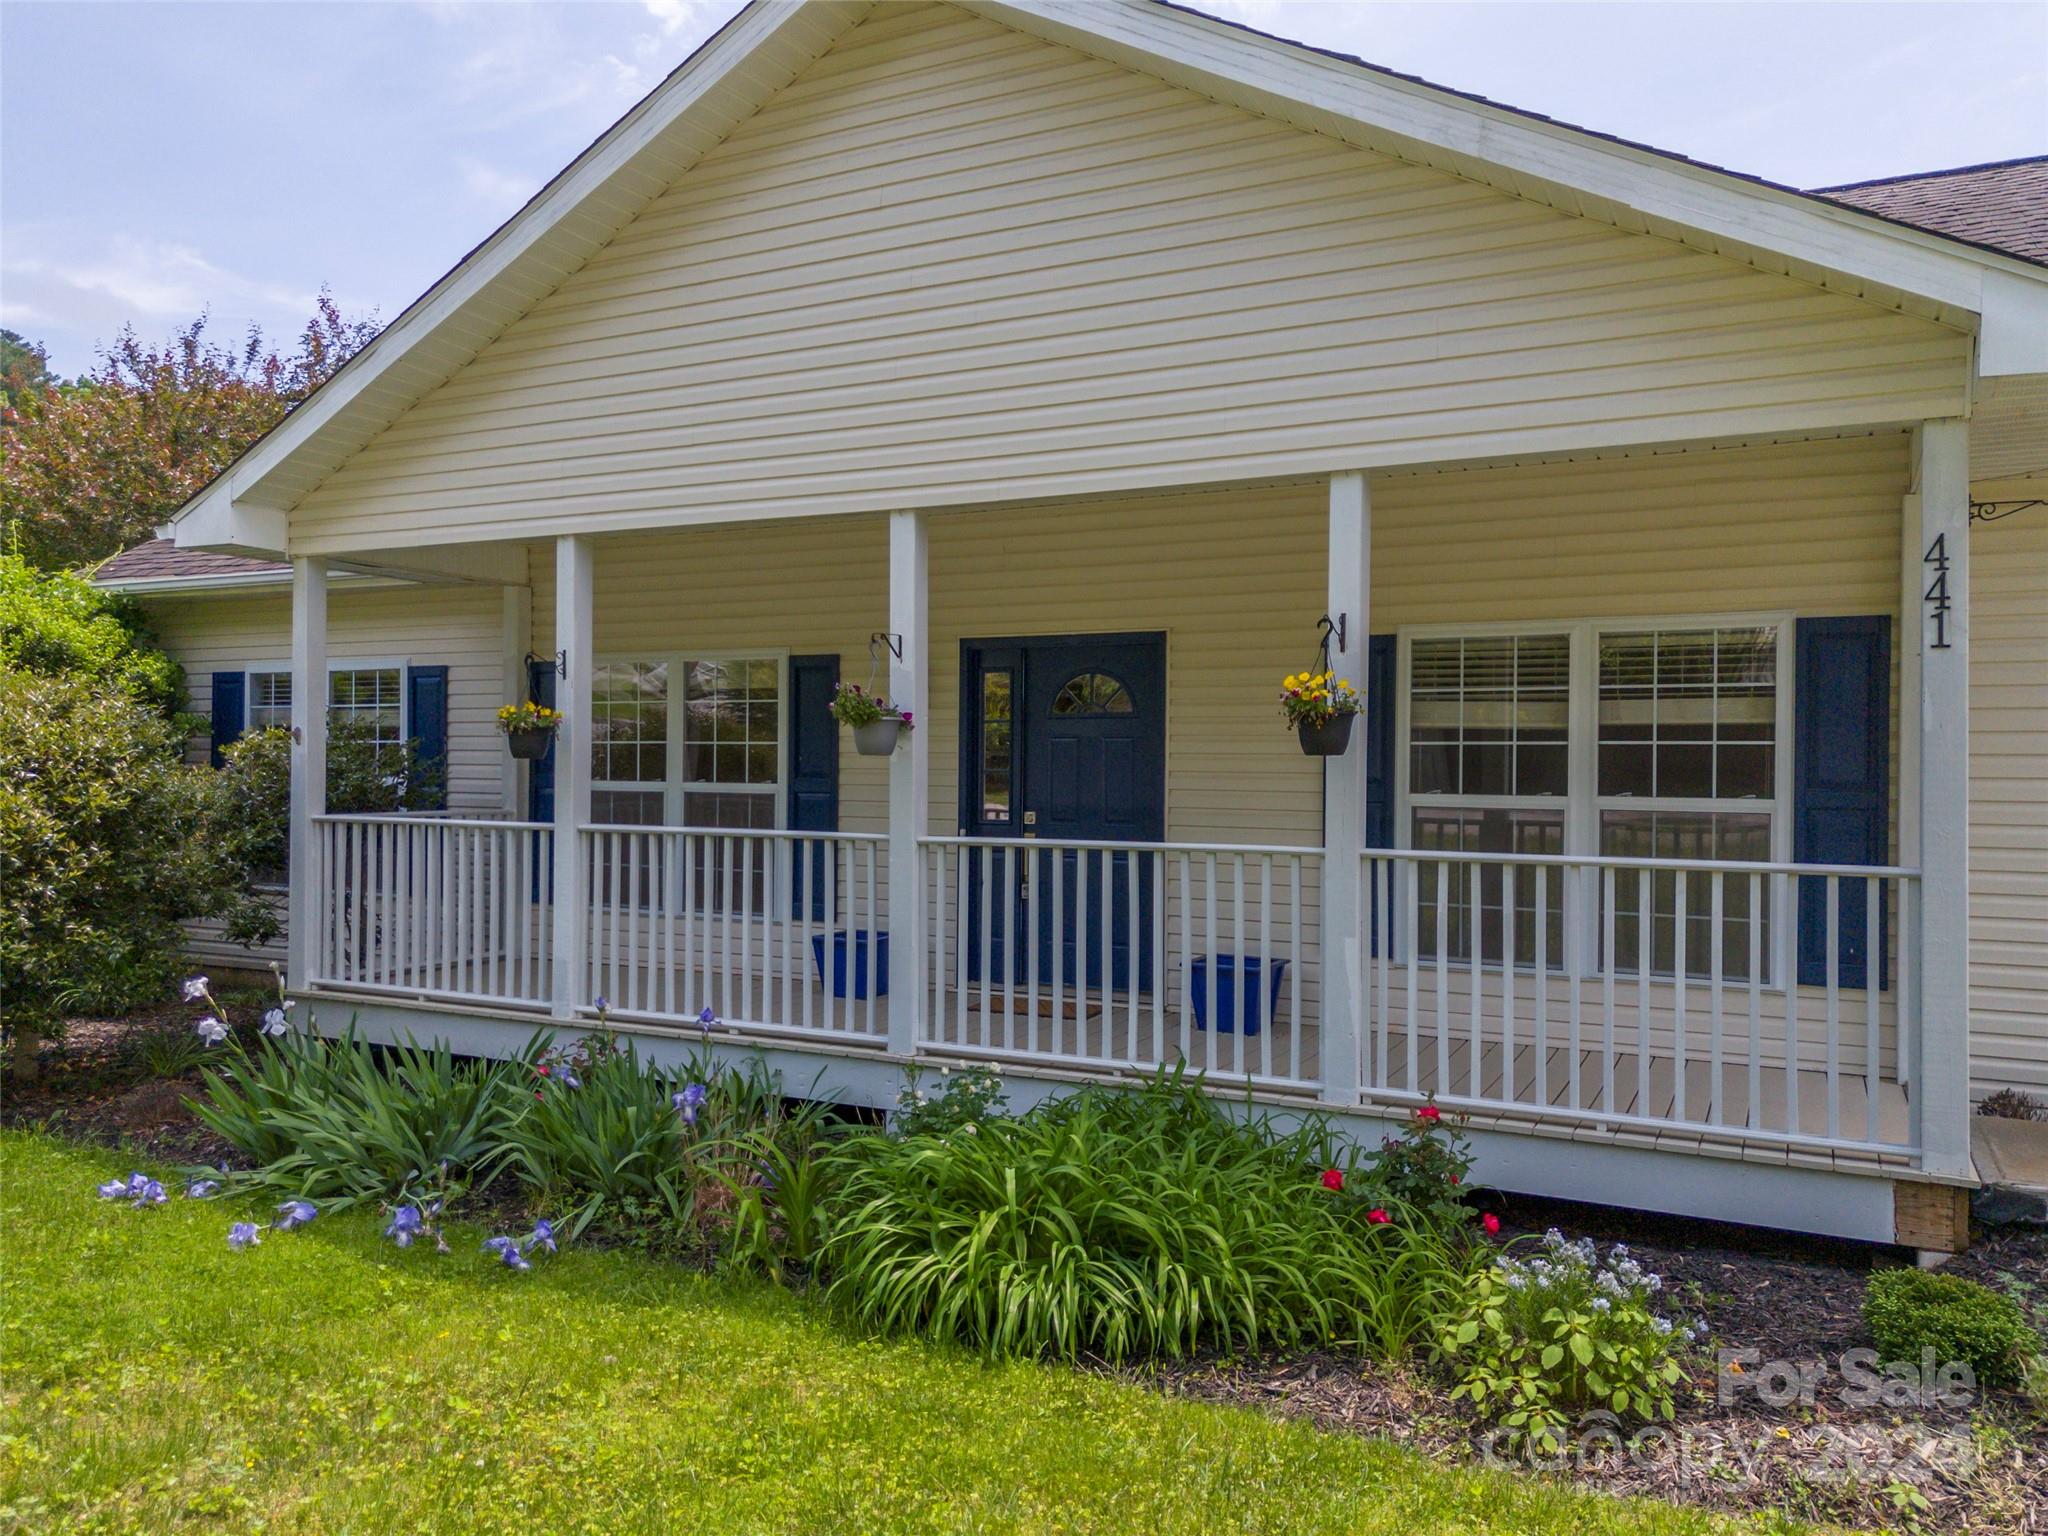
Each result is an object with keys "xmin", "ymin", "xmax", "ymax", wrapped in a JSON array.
[{"xmin": 1923, "ymin": 532, "xmax": 1954, "ymax": 650}]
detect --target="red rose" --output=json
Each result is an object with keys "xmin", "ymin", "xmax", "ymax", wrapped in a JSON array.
[
  {"xmin": 1416, "ymin": 1104, "xmax": 1441, "ymax": 1123},
  {"xmin": 1321, "ymin": 1168, "xmax": 1344, "ymax": 1192},
  {"xmin": 1367, "ymin": 1208, "xmax": 1390, "ymax": 1225},
  {"xmin": 1481, "ymin": 1212, "xmax": 1501, "ymax": 1236},
  {"xmin": 1449, "ymin": 1173, "xmax": 1461, "ymax": 1185}
]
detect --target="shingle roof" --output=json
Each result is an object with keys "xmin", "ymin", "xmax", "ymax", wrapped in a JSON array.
[
  {"xmin": 1813, "ymin": 156, "xmax": 2048, "ymax": 266},
  {"xmin": 93, "ymin": 538, "xmax": 289, "ymax": 586}
]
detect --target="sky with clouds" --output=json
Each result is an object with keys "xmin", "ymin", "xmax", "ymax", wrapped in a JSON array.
[{"xmin": 3, "ymin": 0, "xmax": 2044, "ymax": 377}]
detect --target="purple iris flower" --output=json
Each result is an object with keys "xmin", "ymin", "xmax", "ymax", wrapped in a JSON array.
[
  {"xmin": 592, "ymin": 995, "xmax": 608, "ymax": 1012},
  {"xmin": 273, "ymin": 1200, "xmax": 317, "ymax": 1231},
  {"xmin": 385, "ymin": 1205, "xmax": 424, "ymax": 1248},
  {"xmin": 483, "ymin": 1235, "xmax": 532, "ymax": 1271},
  {"xmin": 697, "ymin": 1006, "xmax": 717, "ymax": 1033},
  {"xmin": 185, "ymin": 1178, "xmax": 221, "ymax": 1199},
  {"xmin": 97, "ymin": 1174, "xmax": 138, "ymax": 1200},
  {"xmin": 132, "ymin": 1178, "xmax": 168, "ymax": 1206},
  {"xmin": 673, "ymin": 1081, "xmax": 708, "ymax": 1127},
  {"xmin": 523, "ymin": 1218, "xmax": 557, "ymax": 1256},
  {"xmin": 560, "ymin": 1070, "xmax": 582, "ymax": 1090},
  {"xmin": 228, "ymin": 1222, "xmax": 263, "ymax": 1250}
]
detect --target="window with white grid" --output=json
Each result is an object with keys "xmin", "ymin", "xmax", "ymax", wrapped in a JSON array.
[
  {"xmin": 247, "ymin": 670, "xmax": 292, "ymax": 731},
  {"xmin": 328, "ymin": 667, "xmax": 404, "ymax": 758}
]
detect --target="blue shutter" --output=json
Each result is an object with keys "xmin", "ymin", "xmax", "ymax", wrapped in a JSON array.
[
  {"xmin": 787, "ymin": 654, "xmax": 840, "ymax": 919},
  {"xmin": 1364, "ymin": 634, "xmax": 1396, "ymax": 955},
  {"xmin": 1794, "ymin": 616, "xmax": 1890, "ymax": 990},
  {"xmin": 526, "ymin": 659, "xmax": 557, "ymax": 902},
  {"xmin": 405, "ymin": 665, "xmax": 450, "ymax": 810},
  {"xmin": 209, "ymin": 671, "xmax": 246, "ymax": 767}
]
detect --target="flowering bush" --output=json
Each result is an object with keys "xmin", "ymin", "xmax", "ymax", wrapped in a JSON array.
[
  {"xmin": 1437, "ymin": 1230, "xmax": 1702, "ymax": 1451},
  {"xmin": 893, "ymin": 1063, "xmax": 1007, "ymax": 1136},
  {"xmin": 1366, "ymin": 1100, "xmax": 1476, "ymax": 1229},
  {"xmin": 496, "ymin": 701, "xmax": 562, "ymax": 735},
  {"xmin": 828, "ymin": 680, "xmax": 911, "ymax": 731},
  {"xmin": 1278, "ymin": 670, "xmax": 1360, "ymax": 729}
]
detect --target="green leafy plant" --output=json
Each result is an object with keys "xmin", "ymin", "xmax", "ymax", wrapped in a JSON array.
[
  {"xmin": 490, "ymin": 1033, "xmax": 788, "ymax": 1244},
  {"xmin": 188, "ymin": 1019, "xmax": 528, "ymax": 1207},
  {"xmin": 827, "ymin": 680, "xmax": 909, "ymax": 730},
  {"xmin": 1437, "ymin": 1231, "xmax": 1699, "ymax": 1453},
  {"xmin": 893, "ymin": 1062, "xmax": 1007, "ymax": 1136},
  {"xmin": 1366, "ymin": 1100, "xmax": 1476, "ymax": 1227},
  {"xmin": 819, "ymin": 1071, "xmax": 1484, "ymax": 1362},
  {"xmin": 1863, "ymin": 1267, "xmax": 2040, "ymax": 1391}
]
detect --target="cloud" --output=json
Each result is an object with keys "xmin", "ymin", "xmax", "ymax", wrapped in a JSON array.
[
  {"xmin": 458, "ymin": 156, "xmax": 540, "ymax": 212},
  {"xmin": 641, "ymin": 0, "xmax": 700, "ymax": 35},
  {"xmin": 0, "ymin": 227, "xmax": 329, "ymax": 370}
]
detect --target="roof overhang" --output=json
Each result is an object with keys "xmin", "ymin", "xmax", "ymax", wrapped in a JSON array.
[{"xmin": 171, "ymin": 0, "xmax": 2048, "ymax": 559}]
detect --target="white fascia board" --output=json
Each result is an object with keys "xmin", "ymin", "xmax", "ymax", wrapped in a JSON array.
[
  {"xmin": 1980, "ymin": 270, "xmax": 2048, "ymax": 377},
  {"xmin": 968, "ymin": 0, "xmax": 2048, "ymax": 320},
  {"xmin": 168, "ymin": 0, "xmax": 862, "ymax": 544}
]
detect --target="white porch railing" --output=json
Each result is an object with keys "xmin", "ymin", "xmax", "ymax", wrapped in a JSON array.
[
  {"xmin": 305, "ymin": 818, "xmax": 1925, "ymax": 1162},
  {"xmin": 309, "ymin": 815, "xmax": 554, "ymax": 1009},
  {"xmin": 577, "ymin": 826, "xmax": 889, "ymax": 1044},
  {"xmin": 1355, "ymin": 851, "xmax": 1919, "ymax": 1153},
  {"xmin": 922, "ymin": 836, "xmax": 1323, "ymax": 1091}
]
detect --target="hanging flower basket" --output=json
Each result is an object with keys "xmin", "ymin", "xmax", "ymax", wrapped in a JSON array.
[
  {"xmin": 853, "ymin": 716, "xmax": 907, "ymax": 757},
  {"xmin": 831, "ymin": 680, "xmax": 913, "ymax": 757},
  {"xmin": 498, "ymin": 701, "xmax": 561, "ymax": 761},
  {"xmin": 1280, "ymin": 670, "xmax": 1361, "ymax": 757},
  {"xmin": 1295, "ymin": 713, "xmax": 1355, "ymax": 757}
]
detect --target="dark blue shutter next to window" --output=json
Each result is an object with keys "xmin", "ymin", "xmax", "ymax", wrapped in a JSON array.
[
  {"xmin": 1793, "ymin": 616, "xmax": 1890, "ymax": 990},
  {"xmin": 788, "ymin": 654, "xmax": 841, "ymax": 920},
  {"xmin": 405, "ymin": 665, "xmax": 450, "ymax": 810},
  {"xmin": 209, "ymin": 671, "xmax": 246, "ymax": 767},
  {"xmin": 526, "ymin": 659, "xmax": 557, "ymax": 901},
  {"xmin": 1364, "ymin": 633, "xmax": 1396, "ymax": 954}
]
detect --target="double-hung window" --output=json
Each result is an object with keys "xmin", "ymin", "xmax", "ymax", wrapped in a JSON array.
[
  {"xmin": 247, "ymin": 670, "xmax": 293, "ymax": 731},
  {"xmin": 1401, "ymin": 618, "xmax": 1790, "ymax": 982},
  {"xmin": 328, "ymin": 666, "xmax": 405, "ymax": 764},
  {"xmin": 590, "ymin": 655, "xmax": 786, "ymax": 911},
  {"xmin": 1597, "ymin": 626, "xmax": 1780, "ymax": 981},
  {"xmin": 1406, "ymin": 633, "xmax": 1570, "ymax": 968}
]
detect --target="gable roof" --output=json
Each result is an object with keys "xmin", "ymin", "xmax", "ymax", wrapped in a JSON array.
[
  {"xmin": 172, "ymin": 0, "xmax": 2048, "ymax": 559},
  {"xmin": 1815, "ymin": 157, "xmax": 2048, "ymax": 266}
]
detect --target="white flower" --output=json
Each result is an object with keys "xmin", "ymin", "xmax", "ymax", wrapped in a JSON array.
[
  {"xmin": 1590, "ymin": 1296, "xmax": 1611, "ymax": 1313},
  {"xmin": 194, "ymin": 1017, "xmax": 230, "ymax": 1046},
  {"xmin": 1652, "ymin": 1316, "xmax": 1673, "ymax": 1335},
  {"xmin": 260, "ymin": 1008, "xmax": 288, "ymax": 1036},
  {"xmin": 181, "ymin": 976, "xmax": 209, "ymax": 1002}
]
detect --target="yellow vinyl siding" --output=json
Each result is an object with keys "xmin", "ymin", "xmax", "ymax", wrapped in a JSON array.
[
  {"xmin": 287, "ymin": 4, "xmax": 1965, "ymax": 554},
  {"xmin": 1969, "ymin": 503, "xmax": 2048, "ymax": 1095},
  {"xmin": 143, "ymin": 584, "xmax": 510, "ymax": 816}
]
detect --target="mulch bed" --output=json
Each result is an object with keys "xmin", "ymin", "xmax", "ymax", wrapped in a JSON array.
[
  {"xmin": 10, "ymin": 1011, "xmax": 2046, "ymax": 1530},
  {"xmin": 1115, "ymin": 1195, "xmax": 2047, "ymax": 1533}
]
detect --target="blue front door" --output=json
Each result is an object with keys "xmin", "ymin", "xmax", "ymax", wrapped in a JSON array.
[{"xmin": 962, "ymin": 634, "xmax": 1165, "ymax": 994}]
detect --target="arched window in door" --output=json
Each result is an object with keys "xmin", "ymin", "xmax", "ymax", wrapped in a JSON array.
[{"xmin": 1051, "ymin": 672, "xmax": 1134, "ymax": 716}]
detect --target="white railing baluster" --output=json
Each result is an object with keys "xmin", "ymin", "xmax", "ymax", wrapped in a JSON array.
[
  {"xmin": 1673, "ymin": 869, "xmax": 1688, "ymax": 1121},
  {"xmin": 1533, "ymin": 865, "xmax": 1547, "ymax": 1109},
  {"xmin": 1865, "ymin": 875, "xmax": 1880, "ymax": 1143},
  {"xmin": 1502, "ymin": 865, "xmax": 1516, "ymax": 1105},
  {"xmin": 1435, "ymin": 860, "xmax": 1450, "ymax": 1100},
  {"xmin": 1635, "ymin": 868, "xmax": 1651, "ymax": 1116},
  {"xmin": 1709, "ymin": 871, "xmax": 1724, "ymax": 1127},
  {"xmin": 1602, "ymin": 866, "xmax": 1617, "ymax": 1116},
  {"xmin": 1826, "ymin": 875, "xmax": 1841, "ymax": 1142}
]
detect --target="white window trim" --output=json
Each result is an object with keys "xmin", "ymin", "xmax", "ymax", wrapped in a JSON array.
[
  {"xmin": 239, "ymin": 659, "xmax": 411, "ymax": 741},
  {"xmin": 1395, "ymin": 613, "xmax": 1796, "ymax": 982},
  {"xmin": 592, "ymin": 650, "xmax": 789, "ymax": 831}
]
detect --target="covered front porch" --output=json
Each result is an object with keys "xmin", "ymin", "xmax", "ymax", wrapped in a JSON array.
[{"xmin": 280, "ymin": 423, "xmax": 1978, "ymax": 1244}]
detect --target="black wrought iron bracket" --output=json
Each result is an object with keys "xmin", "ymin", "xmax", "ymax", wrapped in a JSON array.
[
  {"xmin": 1971, "ymin": 499, "xmax": 2045, "ymax": 524},
  {"xmin": 525, "ymin": 649, "xmax": 568, "ymax": 680},
  {"xmin": 870, "ymin": 631, "xmax": 904, "ymax": 662},
  {"xmin": 1316, "ymin": 612, "xmax": 1347, "ymax": 658}
]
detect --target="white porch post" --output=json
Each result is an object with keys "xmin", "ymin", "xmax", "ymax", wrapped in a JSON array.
[
  {"xmin": 286, "ymin": 557, "xmax": 328, "ymax": 992},
  {"xmin": 1321, "ymin": 472, "xmax": 1369, "ymax": 1105},
  {"xmin": 1912, "ymin": 420, "xmax": 1972, "ymax": 1177},
  {"xmin": 550, "ymin": 535, "xmax": 594, "ymax": 1019},
  {"xmin": 501, "ymin": 584, "xmax": 533, "ymax": 819},
  {"xmin": 886, "ymin": 509, "xmax": 929, "ymax": 1057}
]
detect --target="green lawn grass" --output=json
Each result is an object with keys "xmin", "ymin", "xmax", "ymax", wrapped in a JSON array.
[{"xmin": 0, "ymin": 1131, "xmax": 1767, "ymax": 1535}]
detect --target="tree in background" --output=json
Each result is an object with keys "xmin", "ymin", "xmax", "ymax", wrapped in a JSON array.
[
  {"xmin": 0, "ymin": 552, "xmax": 183, "ymax": 715},
  {"xmin": 0, "ymin": 330, "xmax": 57, "ymax": 413},
  {"xmin": 0, "ymin": 294, "xmax": 377, "ymax": 570}
]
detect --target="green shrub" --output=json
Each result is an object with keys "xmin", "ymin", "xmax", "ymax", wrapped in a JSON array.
[
  {"xmin": 1863, "ymin": 1267, "xmax": 2040, "ymax": 1391},
  {"xmin": 1437, "ymin": 1231, "xmax": 1698, "ymax": 1453},
  {"xmin": 0, "ymin": 670, "xmax": 230, "ymax": 1050},
  {"xmin": 819, "ymin": 1073, "xmax": 1483, "ymax": 1362},
  {"xmin": 0, "ymin": 553, "xmax": 182, "ymax": 715},
  {"xmin": 489, "ymin": 1031, "xmax": 790, "ymax": 1244},
  {"xmin": 190, "ymin": 1022, "xmax": 529, "ymax": 1206},
  {"xmin": 893, "ymin": 1062, "xmax": 1007, "ymax": 1135}
]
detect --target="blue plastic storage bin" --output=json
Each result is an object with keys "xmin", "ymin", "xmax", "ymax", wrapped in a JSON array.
[
  {"xmin": 811, "ymin": 930, "xmax": 890, "ymax": 999},
  {"xmin": 1189, "ymin": 955, "xmax": 1288, "ymax": 1035}
]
